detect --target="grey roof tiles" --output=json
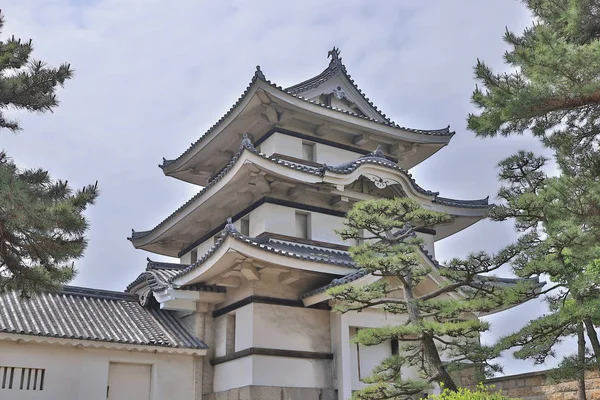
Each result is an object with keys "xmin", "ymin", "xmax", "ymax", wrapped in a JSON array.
[
  {"xmin": 0, "ymin": 286, "xmax": 207, "ymax": 350},
  {"xmin": 159, "ymin": 52, "xmax": 453, "ymax": 172},
  {"xmin": 131, "ymin": 138, "xmax": 488, "ymax": 245}
]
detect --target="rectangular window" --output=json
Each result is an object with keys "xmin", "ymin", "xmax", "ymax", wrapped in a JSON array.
[
  {"xmin": 190, "ymin": 249, "xmax": 198, "ymax": 263},
  {"xmin": 240, "ymin": 217, "xmax": 250, "ymax": 236},
  {"xmin": 226, "ymin": 314, "xmax": 236, "ymax": 355},
  {"xmin": 295, "ymin": 212, "xmax": 310, "ymax": 239},
  {"xmin": 0, "ymin": 366, "xmax": 45, "ymax": 391},
  {"xmin": 302, "ymin": 142, "xmax": 315, "ymax": 162}
]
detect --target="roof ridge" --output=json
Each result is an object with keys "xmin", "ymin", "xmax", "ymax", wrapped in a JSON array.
[
  {"xmin": 159, "ymin": 55, "xmax": 455, "ymax": 176},
  {"xmin": 60, "ymin": 286, "xmax": 137, "ymax": 301}
]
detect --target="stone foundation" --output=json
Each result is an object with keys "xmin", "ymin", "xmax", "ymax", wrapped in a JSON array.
[
  {"xmin": 485, "ymin": 370, "xmax": 600, "ymax": 400},
  {"xmin": 205, "ymin": 386, "xmax": 337, "ymax": 400}
]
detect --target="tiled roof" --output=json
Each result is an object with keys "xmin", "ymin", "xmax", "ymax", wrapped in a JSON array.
[
  {"xmin": 0, "ymin": 286, "xmax": 207, "ymax": 350},
  {"xmin": 301, "ymin": 269, "xmax": 370, "ymax": 299},
  {"xmin": 285, "ymin": 47, "xmax": 392, "ymax": 123},
  {"xmin": 171, "ymin": 219, "xmax": 356, "ymax": 283},
  {"xmin": 126, "ymin": 258, "xmax": 225, "ymax": 293},
  {"xmin": 160, "ymin": 52, "xmax": 454, "ymax": 172},
  {"xmin": 131, "ymin": 139, "xmax": 488, "ymax": 245}
]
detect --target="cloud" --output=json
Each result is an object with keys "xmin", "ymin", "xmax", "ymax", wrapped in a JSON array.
[{"xmin": 1, "ymin": 0, "xmax": 569, "ymax": 375}]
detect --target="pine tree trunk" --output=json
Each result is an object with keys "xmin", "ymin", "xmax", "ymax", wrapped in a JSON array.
[
  {"xmin": 402, "ymin": 273, "xmax": 458, "ymax": 391},
  {"xmin": 578, "ymin": 323, "xmax": 587, "ymax": 400},
  {"xmin": 583, "ymin": 318, "xmax": 600, "ymax": 372}
]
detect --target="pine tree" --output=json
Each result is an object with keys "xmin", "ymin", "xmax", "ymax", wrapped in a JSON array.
[
  {"xmin": 329, "ymin": 198, "xmax": 540, "ymax": 399},
  {"xmin": 468, "ymin": 0, "xmax": 600, "ymax": 173},
  {"xmin": 490, "ymin": 152, "xmax": 600, "ymax": 388},
  {"xmin": 0, "ymin": 11, "xmax": 98, "ymax": 294},
  {"xmin": 468, "ymin": 2, "xmax": 600, "ymax": 397}
]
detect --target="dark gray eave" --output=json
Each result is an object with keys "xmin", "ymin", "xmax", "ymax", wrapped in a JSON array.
[
  {"xmin": 170, "ymin": 219, "xmax": 356, "ymax": 283},
  {"xmin": 0, "ymin": 286, "xmax": 207, "ymax": 350},
  {"xmin": 159, "ymin": 53, "xmax": 454, "ymax": 173},
  {"xmin": 131, "ymin": 139, "xmax": 489, "ymax": 246},
  {"xmin": 126, "ymin": 258, "xmax": 225, "ymax": 293}
]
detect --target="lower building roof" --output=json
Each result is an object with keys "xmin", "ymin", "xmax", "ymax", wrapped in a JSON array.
[{"xmin": 0, "ymin": 286, "xmax": 207, "ymax": 351}]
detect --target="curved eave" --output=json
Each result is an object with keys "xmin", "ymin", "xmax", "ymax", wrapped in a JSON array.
[
  {"xmin": 160, "ymin": 74, "xmax": 454, "ymax": 178},
  {"xmin": 131, "ymin": 146, "xmax": 488, "ymax": 255},
  {"xmin": 171, "ymin": 231, "xmax": 356, "ymax": 287}
]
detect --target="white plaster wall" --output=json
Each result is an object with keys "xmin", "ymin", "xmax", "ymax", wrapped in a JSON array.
[
  {"xmin": 234, "ymin": 304, "xmax": 254, "ymax": 352},
  {"xmin": 260, "ymin": 132, "xmax": 362, "ymax": 166},
  {"xmin": 252, "ymin": 303, "xmax": 331, "ymax": 353},
  {"xmin": 180, "ymin": 235, "xmax": 217, "ymax": 265},
  {"xmin": 249, "ymin": 203, "xmax": 295, "ymax": 237},
  {"xmin": 248, "ymin": 203, "xmax": 352, "ymax": 246},
  {"xmin": 214, "ymin": 315, "xmax": 228, "ymax": 358},
  {"xmin": 259, "ymin": 133, "xmax": 303, "ymax": 159},
  {"xmin": 0, "ymin": 341, "xmax": 196, "ymax": 400},
  {"xmin": 212, "ymin": 355, "xmax": 332, "ymax": 392},
  {"xmin": 310, "ymin": 213, "xmax": 347, "ymax": 245},
  {"xmin": 212, "ymin": 357, "xmax": 253, "ymax": 393},
  {"xmin": 349, "ymin": 328, "xmax": 392, "ymax": 390},
  {"xmin": 314, "ymin": 142, "xmax": 361, "ymax": 166},
  {"xmin": 252, "ymin": 355, "xmax": 332, "ymax": 388}
]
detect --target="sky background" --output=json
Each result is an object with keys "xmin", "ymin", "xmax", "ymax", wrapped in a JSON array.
[{"xmin": 2, "ymin": 0, "xmax": 575, "ymax": 376}]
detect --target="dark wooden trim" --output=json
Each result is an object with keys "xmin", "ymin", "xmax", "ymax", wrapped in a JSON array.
[
  {"xmin": 178, "ymin": 197, "xmax": 347, "ymax": 257},
  {"xmin": 266, "ymin": 197, "xmax": 347, "ymax": 217},
  {"xmin": 255, "ymin": 127, "xmax": 399, "ymax": 163},
  {"xmin": 211, "ymin": 347, "xmax": 333, "ymax": 365},
  {"xmin": 212, "ymin": 295, "xmax": 329, "ymax": 318},
  {"xmin": 270, "ymin": 153, "xmax": 322, "ymax": 168},
  {"xmin": 258, "ymin": 232, "xmax": 350, "ymax": 251},
  {"xmin": 414, "ymin": 227, "xmax": 436, "ymax": 235}
]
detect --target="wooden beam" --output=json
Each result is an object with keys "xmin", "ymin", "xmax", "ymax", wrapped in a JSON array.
[
  {"xmin": 241, "ymin": 262, "xmax": 260, "ymax": 281},
  {"xmin": 352, "ymin": 134, "xmax": 370, "ymax": 146},
  {"xmin": 330, "ymin": 195, "xmax": 349, "ymax": 208},
  {"xmin": 256, "ymin": 89, "xmax": 271, "ymax": 104},
  {"xmin": 261, "ymin": 104, "xmax": 278, "ymax": 124},
  {"xmin": 280, "ymin": 270, "xmax": 300, "ymax": 285},
  {"xmin": 217, "ymin": 277, "xmax": 241, "ymax": 288},
  {"xmin": 314, "ymin": 124, "xmax": 330, "ymax": 137}
]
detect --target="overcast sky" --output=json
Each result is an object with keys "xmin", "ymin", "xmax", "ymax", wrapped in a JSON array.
[{"xmin": 2, "ymin": 0, "xmax": 575, "ymax": 376}]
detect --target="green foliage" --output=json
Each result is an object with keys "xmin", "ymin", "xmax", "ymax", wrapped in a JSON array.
[
  {"xmin": 0, "ymin": 11, "xmax": 96, "ymax": 294},
  {"xmin": 468, "ymin": 0, "xmax": 600, "ymax": 174},
  {"xmin": 427, "ymin": 384, "xmax": 514, "ymax": 400},
  {"xmin": 330, "ymin": 198, "xmax": 538, "ymax": 399},
  {"xmin": 0, "ymin": 12, "xmax": 73, "ymax": 132},
  {"xmin": 469, "ymin": 2, "xmax": 600, "ymax": 394},
  {"xmin": 0, "ymin": 153, "xmax": 99, "ymax": 294}
]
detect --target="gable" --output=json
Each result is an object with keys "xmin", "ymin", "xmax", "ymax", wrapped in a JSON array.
[{"xmin": 286, "ymin": 47, "xmax": 390, "ymax": 123}]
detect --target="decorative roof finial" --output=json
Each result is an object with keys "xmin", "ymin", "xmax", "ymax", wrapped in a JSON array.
[
  {"xmin": 255, "ymin": 65, "xmax": 265, "ymax": 80},
  {"xmin": 370, "ymin": 145, "xmax": 386, "ymax": 159},
  {"xmin": 241, "ymin": 133, "xmax": 255, "ymax": 150},
  {"xmin": 224, "ymin": 217, "xmax": 237, "ymax": 233},
  {"xmin": 328, "ymin": 46, "xmax": 341, "ymax": 66}
]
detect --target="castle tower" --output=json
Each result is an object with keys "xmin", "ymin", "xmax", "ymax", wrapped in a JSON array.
[{"xmin": 126, "ymin": 48, "xmax": 500, "ymax": 400}]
